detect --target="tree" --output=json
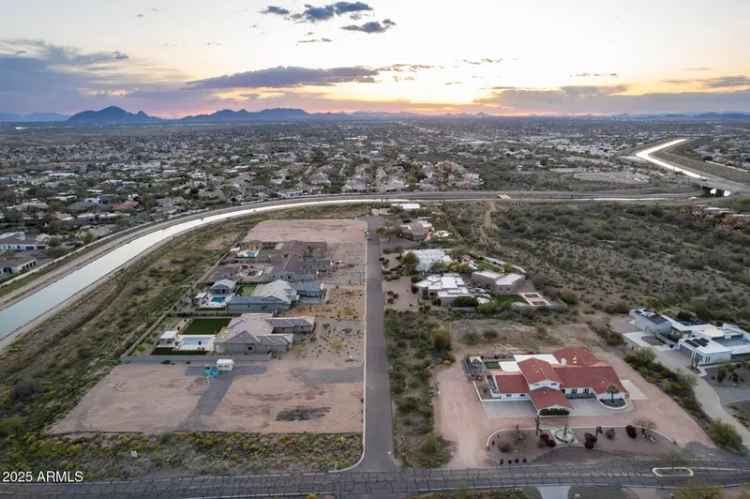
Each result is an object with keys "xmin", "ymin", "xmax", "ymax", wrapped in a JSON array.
[
  {"xmin": 606, "ymin": 384, "xmax": 619, "ymax": 402},
  {"xmin": 452, "ymin": 296, "xmax": 478, "ymax": 308},
  {"xmin": 402, "ymin": 252, "xmax": 418, "ymax": 274},
  {"xmin": 432, "ymin": 328, "xmax": 452, "ymax": 353}
]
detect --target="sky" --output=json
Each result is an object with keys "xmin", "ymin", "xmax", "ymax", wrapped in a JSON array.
[{"xmin": 1, "ymin": 0, "xmax": 749, "ymax": 117}]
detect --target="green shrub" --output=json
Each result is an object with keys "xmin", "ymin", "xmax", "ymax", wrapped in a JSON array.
[
  {"xmin": 707, "ymin": 420, "xmax": 744, "ymax": 453},
  {"xmin": 461, "ymin": 333, "xmax": 480, "ymax": 345}
]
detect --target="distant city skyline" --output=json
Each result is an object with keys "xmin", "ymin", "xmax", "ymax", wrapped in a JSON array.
[{"xmin": 2, "ymin": 0, "xmax": 749, "ymax": 116}]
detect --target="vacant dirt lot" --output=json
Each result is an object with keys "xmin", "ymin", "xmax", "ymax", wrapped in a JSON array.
[
  {"xmin": 434, "ymin": 342, "xmax": 713, "ymax": 469},
  {"xmin": 52, "ymin": 359, "xmax": 362, "ymax": 434},
  {"xmin": 244, "ymin": 219, "xmax": 366, "ymax": 244}
]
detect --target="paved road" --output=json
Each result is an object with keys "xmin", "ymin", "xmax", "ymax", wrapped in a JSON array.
[
  {"xmin": 4, "ymin": 459, "xmax": 750, "ymax": 498},
  {"xmin": 357, "ymin": 215, "xmax": 397, "ymax": 471}
]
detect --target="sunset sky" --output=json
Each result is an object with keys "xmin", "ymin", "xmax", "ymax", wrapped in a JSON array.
[{"xmin": 2, "ymin": 0, "xmax": 749, "ymax": 116}]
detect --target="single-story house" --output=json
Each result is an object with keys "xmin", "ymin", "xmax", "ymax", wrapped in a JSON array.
[
  {"xmin": 472, "ymin": 271, "xmax": 525, "ymax": 294},
  {"xmin": 405, "ymin": 249, "xmax": 452, "ymax": 273},
  {"xmin": 210, "ymin": 279, "xmax": 237, "ymax": 296},
  {"xmin": 226, "ymin": 279, "xmax": 299, "ymax": 314},
  {"xmin": 0, "ymin": 254, "xmax": 37, "ymax": 275},
  {"xmin": 415, "ymin": 273, "xmax": 473, "ymax": 306},
  {"xmin": 400, "ymin": 221, "xmax": 433, "ymax": 241},
  {"xmin": 214, "ymin": 313, "xmax": 312, "ymax": 354},
  {"xmin": 486, "ymin": 348, "xmax": 628, "ymax": 415}
]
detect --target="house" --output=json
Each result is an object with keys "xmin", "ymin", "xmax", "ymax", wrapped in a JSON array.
[
  {"xmin": 472, "ymin": 271, "xmax": 525, "ymax": 294},
  {"xmin": 210, "ymin": 279, "xmax": 237, "ymax": 296},
  {"xmin": 485, "ymin": 348, "xmax": 628, "ymax": 415},
  {"xmin": 0, "ymin": 254, "xmax": 38, "ymax": 275},
  {"xmin": 629, "ymin": 308, "xmax": 672, "ymax": 336},
  {"xmin": 0, "ymin": 232, "xmax": 47, "ymax": 251},
  {"xmin": 226, "ymin": 279, "xmax": 299, "ymax": 313},
  {"xmin": 405, "ymin": 249, "xmax": 451, "ymax": 273},
  {"xmin": 292, "ymin": 280, "xmax": 325, "ymax": 299},
  {"xmin": 214, "ymin": 313, "xmax": 314, "ymax": 354},
  {"xmin": 400, "ymin": 220, "xmax": 433, "ymax": 241},
  {"xmin": 156, "ymin": 330, "xmax": 214, "ymax": 352},
  {"xmin": 415, "ymin": 273, "xmax": 473, "ymax": 306}
]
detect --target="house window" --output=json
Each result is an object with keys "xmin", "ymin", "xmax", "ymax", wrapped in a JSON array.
[
  {"xmin": 571, "ymin": 388, "xmax": 577, "ymax": 394},
  {"xmin": 583, "ymin": 388, "xmax": 589, "ymax": 394},
  {"xmin": 520, "ymin": 394, "xmax": 526, "ymax": 397},
  {"xmin": 506, "ymin": 394, "xmax": 512, "ymax": 398}
]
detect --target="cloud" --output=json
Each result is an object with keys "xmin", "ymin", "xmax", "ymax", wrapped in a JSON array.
[
  {"xmin": 297, "ymin": 37, "xmax": 334, "ymax": 44},
  {"xmin": 381, "ymin": 63, "xmax": 435, "ymax": 72},
  {"xmin": 662, "ymin": 74, "xmax": 750, "ymax": 89},
  {"xmin": 572, "ymin": 72, "xmax": 618, "ymax": 78},
  {"xmin": 291, "ymin": 2, "xmax": 373, "ymax": 23},
  {"xmin": 687, "ymin": 66, "xmax": 711, "ymax": 72},
  {"xmin": 259, "ymin": 5, "xmax": 291, "ymax": 16},
  {"xmin": 187, "ymin": 65, "xmax": 380, "ymax": 89},
  {"xmin": 0, "ymin": 39, "xmax": 130, "ymax": 66},
  {"xmin": 341, "ymin": 18, "xmax": 395, "ymax": 33},
  {"xmin": 703, "ymin": 75, "xmax": 750, "ymax": 89},
  {"xmin": 477, "ymin": 84, "xmax": 750, "ymax": 114},
  {"xmin": 463, "ymin": 58, "xmax": 502, "ymax": 65}
]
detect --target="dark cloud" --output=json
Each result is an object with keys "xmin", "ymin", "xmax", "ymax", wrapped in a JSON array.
[
  {"xmin": 341, "ymin": 18, "xmax": 395, "ymax": 33},
  {"xmin": 259, "ymin": 5, "xmax": 290, "ymax": 16},
  {"xmin": 291, "ymin": 2, "xmax": 373, "ymax": 23},
  {"xmin": 187, "ymin": 65, "xmax": 379, "ymax": 89}
]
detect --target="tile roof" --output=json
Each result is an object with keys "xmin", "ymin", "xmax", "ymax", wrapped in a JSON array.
[
  {"xmin": 494, "ymin": 373, "xmax": 529, "ymax": 393},
  {"xmin": 553, "ymin": 347, "xmax": 601, "ymax": 367},
  {"xmin": 554, "ymin": 365, "xmax": 626, "ymax": 395},
  {"xmin": 517, "ymin": 358, "xmax": 561, "ymax": 385},
  {"xmin": 528, "ymin": 387, "xmax": 572, "ymax": 411}
]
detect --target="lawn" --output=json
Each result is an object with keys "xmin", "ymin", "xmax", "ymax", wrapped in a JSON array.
[
  {"xmin": 238, "ymin": 284, "xmax": 257, "ymax": 296},
  {"xmin": 183, "ymin": 318, "xmax": 231, "ymax": 335},
  {"xmin": 495, "ymin": 295, "xmax": 523, "ymax": 307}
]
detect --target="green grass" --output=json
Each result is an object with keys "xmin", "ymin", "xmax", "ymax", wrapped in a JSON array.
[
  {"xmin": 238, "ymin": 284, "xmax": 257, "ymax": 296},
  {"xmin": 495, "ymin": 295, "xmax": 523, "ymax": 307},
  {"xmin": 182, "ymin": 318, "xmax": 231, "ymax": 335}
]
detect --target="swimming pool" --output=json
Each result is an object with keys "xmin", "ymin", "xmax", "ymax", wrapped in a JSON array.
[{"xmin": 210, "ymin": 296, "xmax": 226, "ymax": 304}]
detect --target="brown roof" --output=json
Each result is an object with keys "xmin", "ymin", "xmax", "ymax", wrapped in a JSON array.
[
  {"xmin": 554, "ymin": 365, "xmax": 626, "ymax": 395},
  {"xmin": 553, "ymin": 347, "xmax": 601, "ymax": 367},
  {"xmin": 518, "ymin": 358, "xmax": 561, "ymax": 385},
  {"xmin": 528, "ymin": 387, "xmax": 572, "ymax": 411},
  {"xmin": 494, "ymin": 373, "xmax": 529, "ymax": 393}
]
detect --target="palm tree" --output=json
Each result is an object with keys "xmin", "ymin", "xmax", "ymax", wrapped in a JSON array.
[{"xmin": 606, "ymin": 384, "xmax": 618, "ymax": 402}]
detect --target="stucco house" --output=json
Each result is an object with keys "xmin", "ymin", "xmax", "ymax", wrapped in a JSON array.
[{"xmin": 486, "ymin": 347, "xmax": 628, "ymax": 415}]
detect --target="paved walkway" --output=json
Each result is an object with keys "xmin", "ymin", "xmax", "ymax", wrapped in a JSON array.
[{"xmin": 656, "ymin": 350, "xmax": 750, "ymax": 446}]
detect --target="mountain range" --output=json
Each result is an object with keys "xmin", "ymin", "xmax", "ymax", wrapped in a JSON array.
[{"xmin": 2, "ymin": 106, "xmax": 750, "ymax": 125}]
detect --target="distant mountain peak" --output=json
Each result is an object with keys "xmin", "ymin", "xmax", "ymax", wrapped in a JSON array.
[{"xmin": 67, "ymin": 106, "xmax": 159, "ymax": 124}]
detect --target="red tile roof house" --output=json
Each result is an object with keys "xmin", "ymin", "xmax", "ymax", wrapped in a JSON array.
[{"xmin": 486, "ymin": 348, "xmax": 628, "ymax": 416}]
